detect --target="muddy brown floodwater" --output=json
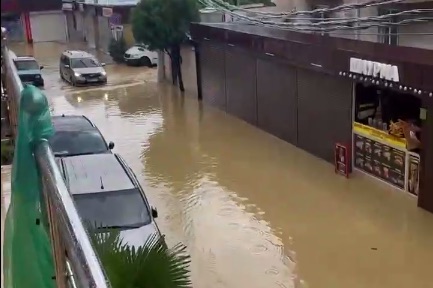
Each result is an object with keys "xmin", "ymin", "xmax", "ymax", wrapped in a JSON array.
[{"xmin": 6, "ymin": 42, "xmax": 433, "ymax": 288}]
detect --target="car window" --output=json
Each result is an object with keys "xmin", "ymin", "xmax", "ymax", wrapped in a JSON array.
[
  {"xmin": 70, "ymin": 58, "xmax": 100, "ymax": 69},
  {"xmin": 49, "ymin": 130, "xmax": 108, "ymax": 156},
  {"xmin": 14, "ymin": 60, "xmax": 39, "ymax": 71},
  {"xmin": 137, "ymin": 47, "xmax": 145, "ymax": 52},
  {"xmin": 73, "ymin": 189, "xmax": 152, "ymax": 228}
]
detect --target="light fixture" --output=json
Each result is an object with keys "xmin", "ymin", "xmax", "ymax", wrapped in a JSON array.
[
  {"xmin": 418, "ymin": 90, "xmax": 422, "ymax": 95},
  {"xmin": 404, "ymin": 87, "xmax": 407, "ymax": 91},
  {"xmin": 414, "ymin": 89, "xmax": 418, "ymax": 93}
]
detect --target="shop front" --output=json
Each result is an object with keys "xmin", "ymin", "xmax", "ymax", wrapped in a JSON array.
[
  {"xmin": 191, "ymin": 22, "xmax": 433, "ymax": 213},
  {"xmin": 337, "ymin": 57, "xmax": 429, "ymax": 199}
]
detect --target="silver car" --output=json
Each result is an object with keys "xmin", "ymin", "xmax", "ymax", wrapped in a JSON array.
[{"xmin": 60, "ymin": 50, "xmax": 107, "ymax": 86}]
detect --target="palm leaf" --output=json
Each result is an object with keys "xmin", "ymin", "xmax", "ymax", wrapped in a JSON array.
[{"xmin": 89, "ymin": 227, "xmax": 192, "ymax": 288}]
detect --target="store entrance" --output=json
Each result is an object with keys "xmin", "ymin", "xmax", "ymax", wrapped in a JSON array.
[{"xmin": 352, "ymin": 83, "xmax": 422, "ymax": 195}]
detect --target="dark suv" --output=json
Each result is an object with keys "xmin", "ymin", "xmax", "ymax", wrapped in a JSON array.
[
  {"xmin": 13, "ymin": 56, "xmax": 45, "ymax": 87},
  {"xmin": 58, "ymin": 153, "xmax": 162, "ymax": 247},
  {"xmin": 49, "ymin": 115, "xmax": 114, "ymax": 157}
]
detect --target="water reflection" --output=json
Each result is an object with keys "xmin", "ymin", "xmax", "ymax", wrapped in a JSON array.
[{"xmin": 10, "ymin": 41, "xmax": 433, "ymax": 288}]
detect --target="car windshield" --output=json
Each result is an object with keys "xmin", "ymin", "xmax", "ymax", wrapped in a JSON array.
[
  {"xmin": 15, "ymin": 60, "xmax": 39, "ymax": 71},
  {"xmin": 70, "ymin": 58, "xmax": 100, "ymax": 69},
  {"xmin": 73, "ymin": 189, "xmax": 152, "ymax": 228},
  {"xmin": 49, "ymin": 130, "xmax": 108, "ymax": 156}
]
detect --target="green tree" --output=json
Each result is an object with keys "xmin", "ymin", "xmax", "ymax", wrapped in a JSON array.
[
  {"xmin": 90, "ymin": 229, "xmax": 192, "ymax": 288},
  {"xmin": 131, "ymin": 0, "xmax": 199, "ymax": 92}
]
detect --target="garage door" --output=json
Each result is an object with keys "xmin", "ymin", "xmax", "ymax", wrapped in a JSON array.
[{"xmin": 30, "ymin": 11, "xmax": 67, "ymax": 43}]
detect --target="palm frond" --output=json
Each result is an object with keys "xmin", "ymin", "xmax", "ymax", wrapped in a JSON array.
[{"xmin": 89, "ymin": 227, "xmax": 192, "ymax": 288}]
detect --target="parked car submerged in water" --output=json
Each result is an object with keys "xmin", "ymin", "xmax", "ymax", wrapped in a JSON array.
[
  {"xmin": 124, "ymin": 45, "xmax": 158, "ymax": 67},
  {"xmin": 13, "ymin": 56, "xmax": 45, "ymax": 87},
  {"xmin": 59, "ymin": 50, "xmax": 107, "ymax": 86},
  {"xmin": 58, "ymin": 153, "xmax": 162, "ymax": 247},
  {"xmin": 49, "ymin": 114, "xmax": 114, "ymax": 157}
]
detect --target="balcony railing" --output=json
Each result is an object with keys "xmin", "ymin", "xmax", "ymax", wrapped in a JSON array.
[{"xmin": 1, "ymin": 29, "xmax": 110, "ymax": 288}]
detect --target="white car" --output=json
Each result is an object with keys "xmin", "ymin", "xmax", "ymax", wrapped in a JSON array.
[{"xmin": 124, "ymin": 45, "xmax": 158, "ymax": 67}]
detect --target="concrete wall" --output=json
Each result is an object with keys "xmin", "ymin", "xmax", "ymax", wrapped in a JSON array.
[
  {"xmin": 164, "ymin": 45, "xmax": 198, "ymax": 96},
  {"xmin": 97, "ymin": 15, "xmax": 111, "ymax": 52}
]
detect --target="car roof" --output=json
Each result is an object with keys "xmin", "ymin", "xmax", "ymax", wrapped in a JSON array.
[
  {"xmin": 62, "ymin": 154, "xmax": 135, "ymax": 195},
  {"xmin": 52, "ymin": 115, "xmax": 95, "ymax": 131},
  {"xmin": 62, "ymin": 50, "xmax": 95, "ymax": 59},
  {"xmin": 14, "ymin": 56, "xmax": 37, "ymax": 61}
]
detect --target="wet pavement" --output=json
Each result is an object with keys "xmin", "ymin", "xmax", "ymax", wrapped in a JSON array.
[{"xmin": 3, "ymin": 42, "xmax": 433, "ymax": 288}]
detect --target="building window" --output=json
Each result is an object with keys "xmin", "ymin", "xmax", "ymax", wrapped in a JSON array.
[{"xmin": 379, "ymin": 9, "xmax": 399, "ymax": 45}]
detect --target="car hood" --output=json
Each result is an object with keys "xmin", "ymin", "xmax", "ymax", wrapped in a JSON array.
[
  {"xmin": 118, "ymin": 221, "xmax": 160, "ymax": 248},
  {"xmin": 17, "ymin": 69, "xmax": 41, "ymax": 75},
  {"xmin": 73, "ymin": 67, "xmax": 105, "ymax": 74},
  {"xmin": 125, "ymin": 46, "xmax": 142, "ymax": 56}
]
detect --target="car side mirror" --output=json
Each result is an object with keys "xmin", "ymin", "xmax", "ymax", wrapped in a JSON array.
[
  {"xmin": 40, "ymin": 65, "xmax": 44, "ymax": 70},
  {"xmin": 151, "ymin": 207, "xmax": 158, "ymax": 218},
  {"xmin": 101, "ymin": 63, "xmax": 106, "ymax": 67},
  {"xmin": 108, "ymin": 141, "xmax": 115, "ymax": 150},
  {"xmin": 64, "ymin": 64, "xmax": 70, "ymax": 68}
]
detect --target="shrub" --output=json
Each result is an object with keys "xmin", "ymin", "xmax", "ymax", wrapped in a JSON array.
[
  {"xmin": 1, "ymin": 141, "xmax": 14, "ymax": 165},
  {"xmin": 109, "ymin": 38, "xmax": 127, "ymax": 63}
]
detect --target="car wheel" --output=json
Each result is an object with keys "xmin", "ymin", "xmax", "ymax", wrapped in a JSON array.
[{"xmin": 140, "ymin": 57, "xmax": 151, "ymax": 67}]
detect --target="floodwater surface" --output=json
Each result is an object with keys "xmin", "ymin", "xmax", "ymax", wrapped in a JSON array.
[{"xmin": 5, "ymin": 42, "xmax": 433, "ymax": 288}]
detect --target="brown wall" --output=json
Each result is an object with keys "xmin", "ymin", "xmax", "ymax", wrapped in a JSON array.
[
  {"xmin": 297, "ymin": 69, "xmax": 353, "ymax": 163},
  {"xmin": 225, "ymin": 46, "xmax": 257, "ymax": 126},
  {"xmin": 199, "ymin": 43, "xmax": 226, "ymax": 110},
  {"xmin": 419, "ymin": 98, "xmax": 433, "ymax": 211},
  {"xmin": 199, "ymin": 42, "xmax": 353, "ymax": 163},
  {"xmin": 256, "ymin": 58, "xmax": 298, "ymax": 146}
]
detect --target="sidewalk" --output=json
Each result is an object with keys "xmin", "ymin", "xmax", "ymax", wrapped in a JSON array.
[{"xmin": 1, "ymin": 165, "xmax": 12, "ymax": 288}]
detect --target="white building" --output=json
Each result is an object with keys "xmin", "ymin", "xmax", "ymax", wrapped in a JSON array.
[{"xmin": 256, "ymin": 0, "xmax": 433, "ymax": 49}]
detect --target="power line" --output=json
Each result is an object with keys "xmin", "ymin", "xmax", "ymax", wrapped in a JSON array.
[
  {"xmin": 211, "ymin": 0, "xmax": 408, "ymax": 16},
  {"xmin": 199, "ymin": 0, "xmax": 433, "ymax": 33}
]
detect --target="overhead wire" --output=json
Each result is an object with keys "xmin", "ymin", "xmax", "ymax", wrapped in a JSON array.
[
  {"xmin": 210, "ymin": 0, "xmax": 408, "ymax": 16},
  {"xmin": 198, "ymin": 0, "xmax": 433, "ymax": 33}
]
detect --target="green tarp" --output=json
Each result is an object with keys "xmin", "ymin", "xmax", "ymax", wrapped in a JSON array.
[{"xmin": 3, "ymin": 85, "xmax": 55, "ymax": 288}]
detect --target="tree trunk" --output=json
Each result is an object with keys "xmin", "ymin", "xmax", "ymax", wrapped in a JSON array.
[
  {"xmin": 169, "ymin": 44, "xmax": 184, "ymax": 92},
  {"xmin": 157, "ymin": 50, "xmax": 165, "ymax": 83}
]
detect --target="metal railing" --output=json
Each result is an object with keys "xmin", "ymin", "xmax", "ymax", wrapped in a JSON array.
[{"xmin": 1, "ymin": 29, "xmax": 110, "ymax": 288}]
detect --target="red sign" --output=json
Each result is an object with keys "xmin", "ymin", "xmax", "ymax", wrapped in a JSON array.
[{"xmin": 335, "ymin": 143, "xmax": 350, "ymax": 178}]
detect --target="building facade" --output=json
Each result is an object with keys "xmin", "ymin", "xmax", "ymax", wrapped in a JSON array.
[
  {"xmin": 190, "ymin": 22, "xmax": 433, "ymax": 213},
  {"xmin": 1, "ymin": 0, "xmax": 67, "ymax": 43},
  {"xmin": 271, "ymin": 0, "xmax": 433, "ymax": 49}
]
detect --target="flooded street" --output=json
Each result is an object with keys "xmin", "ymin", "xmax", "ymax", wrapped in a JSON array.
[{"xmin": 5, "ymin": 42, "xmax": 433, "ymax": 288}]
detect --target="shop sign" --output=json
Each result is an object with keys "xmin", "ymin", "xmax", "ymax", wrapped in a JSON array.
[
  {"xmin": 353, "ymin": 122, "xmax": 406, "ymax": 149},
  {"xmin": 407, "ymin": 153, "xmax": 420, "ymax": 196},
  {"xmin": 350, "ymin": 57, "xmax": 400, "ymax": 82},
  {"xmin": 102, "ymin": 7, "xmax": 113, "ymax": 17}
]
